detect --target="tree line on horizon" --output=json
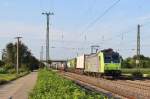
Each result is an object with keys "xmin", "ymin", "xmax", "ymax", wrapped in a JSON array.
[
  {"xmin": 0, "ymin": 42, "xmax": 40, "ymax": 73},
  {"xmin": 122, "ymin": 55, "xmax": 150, "ymax": 68}
]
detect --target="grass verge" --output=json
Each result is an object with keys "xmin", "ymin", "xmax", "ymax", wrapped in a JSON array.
[
  {"xmin": 0, "ymin": 71, "xmax": 29, "ymax": 85},
  {"xmin": 121, "ymin": 68, "xmax": 150, "ymax": 74},
  {"xmin": 29, "ymin": 69, "xmax": 107, "ymax": 99}
]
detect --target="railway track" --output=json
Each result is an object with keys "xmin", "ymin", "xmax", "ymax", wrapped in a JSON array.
[
  {"xmin": 129, "ymin": 80, "xmax": 150, "ymax": 86},
  {"xmin": 60, "ymin": 72, "xmax": 150, "ymax": 99},
  {"xmin": 112, "ymin": 80, "xmax": 150, "ymax": 91}
]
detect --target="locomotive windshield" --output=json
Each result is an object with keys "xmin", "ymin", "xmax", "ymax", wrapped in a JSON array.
[
  {"xmin": 112, "ymin": 53, "xmax": 120, "ymax": 63},
  {"xmin": 104, "ymin": 53, "xmax": 120, "ymax": 63},
  {"xmin": 102, "ymin": 49, "xmax": 120, "ymax": 63},
  {"xmin": 104, "ymin": 56, "xmax": 111, "ymax": 63}
]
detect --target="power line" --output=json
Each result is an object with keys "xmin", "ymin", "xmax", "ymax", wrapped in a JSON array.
[
  {"xmin": 111, "ymin": 20, "xmax": 150, "ymax": 46},
  {"xmin": 80, "ymin": 0, "xmax": 121, "ymax": 37},
  {"xmin": 51, "ymin": 40, "xmax": 99, "ymax": 44},
  {"xmin": 50, "ymin": 46, "xmax": 91, "ymax": 50},
  {"xmin": 103, "ymin": 26, "xmax": 137, "ymax": 43},
  {"xmin": 39, "ymin": 0, "xmax": 55, "ymax": 12},
  {"xmin": 39, "ymin": 0, "xmax": 43, "ymax": 12},
  {"xmin": 85, "ymin": 0, "xmax": 97, "ymax": 15},
  {"xmin": 141, "ymin": 21, "xmax": 150, "ymax": 27}
]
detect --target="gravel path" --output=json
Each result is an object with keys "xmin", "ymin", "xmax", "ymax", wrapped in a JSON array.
[{"xmin": 0, "ymin": 72, "xmax": 37, "ymax": 99}]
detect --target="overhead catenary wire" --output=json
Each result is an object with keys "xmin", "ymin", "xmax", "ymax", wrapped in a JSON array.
[
  {"xmin": 106, "ymin": 20, "xmax": 150, "ymax": 43},
  {"xmin": 80, "ymin": 0, "xmax": 121, "ymax": 38},
  {"xmin": 78, "ymin": 1, "xmax": 150, "ymax": 50},
  {"xmin": 40, "ymin": 0, "xmax": 124, "ymax": 56},
  {"xmin": 39, "ymin": 0, "xmax": 150, "ymax": 58},
  {"xmin": 112, "ymin": 22, "xmax": 149, "ymax": 55},
  {"xmin": 83, "ymin": 17, "xmax": 150, "ymax": 44},
  {"xmin": 49, "ymin": 25, "xmax": 141, "ymax": 56},
  {"xmin": 85, "ymin": 0, "xmax": 97, "ymax": 15},
  {"xmin": 50, "ymin": 46, "xmax": 91, "ymax": 50}
]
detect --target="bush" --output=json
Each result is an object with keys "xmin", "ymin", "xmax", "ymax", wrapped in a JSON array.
[
  {"xmin": 7, "ymin": 69, "xmax": 16, "ymax": 74},
  {"xmin": 7, "ymin": 68, "xmax": 29, "ymax": 74},
  {"xmin": 19, "ymin": 64, "xmax": 29, "ymax": 73},
  {"xmin": 121, "ymin": 68, "xmax": 150, "ymax": 74},
  {"xmin": 4, "ymin": 63, "xmax": 14, "ymax": 70},
  {"xmin": 0, "ymin": 60, "xmax": 5, "ymax": 67},
  {"xmin": 29, "ymin": 69, "xmax": 105, "ymax": 99},
  {"xmin": 132, "ymin": 71, "xmax": 143, "ymax": 78},
  {"xmin": 0, "ymin": 68, "xmax": 7, "ymax": 74}
]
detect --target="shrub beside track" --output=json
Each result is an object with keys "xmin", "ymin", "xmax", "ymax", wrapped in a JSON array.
[{"xmin": 121, "ymin": 68, "xmax": 150, "ymax": 74}]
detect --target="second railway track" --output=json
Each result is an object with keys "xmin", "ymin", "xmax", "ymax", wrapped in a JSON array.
[{"xmin": 60, "ymin": 71, "xmax": 150, "ymax": 99}]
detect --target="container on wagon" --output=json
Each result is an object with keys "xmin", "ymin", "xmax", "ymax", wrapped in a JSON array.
[
  {"xmin": 76, "ymin": 55, "xmax": 85, "ymax": 69},
  {"xmin": 67, "ymin": 58, "xmax": 76, "ymax": 69},
  {"xmin": 84, "ymin": 53, "xmax": 100, "ymax": 73}
]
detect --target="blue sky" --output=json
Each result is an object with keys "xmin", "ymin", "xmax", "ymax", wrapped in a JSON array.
[{"xmin": 0, "ymin": 0, "xmax": 150, "ymax": 60}]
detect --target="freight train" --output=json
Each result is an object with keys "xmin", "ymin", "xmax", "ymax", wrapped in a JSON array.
[{"xmin": 66, "ymin": 49, "xmax": 121, "ymax": 77}]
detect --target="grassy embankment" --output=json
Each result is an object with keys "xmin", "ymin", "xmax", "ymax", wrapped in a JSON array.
[
  {"xmin": 121, "ymin": 68, "xmax": 150, "ymax": 77},
  {"xmin": 0, "ymin": 68, "xmax": 29, "ymax": 85},
  {"xmin": 29, "ymin": 69, "xmax": 107, "ymax": 99}
]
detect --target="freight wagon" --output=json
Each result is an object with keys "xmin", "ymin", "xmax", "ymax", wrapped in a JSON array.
[
  {"xmin": 75, "ymin": 54, "xmax": 89, "ymax": 74},
  {"xmin": 51, "ymin": 62, "xmax": 67, "ymax": 71}
]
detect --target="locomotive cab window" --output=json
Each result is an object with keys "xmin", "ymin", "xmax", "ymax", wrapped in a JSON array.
[
  {"xmin": 112, "ymin": 53, "xmax": 120, "ymax": 63},
  {"xmin": 104, "ymin": 55, "xmax": 111, "ymax": 63}
]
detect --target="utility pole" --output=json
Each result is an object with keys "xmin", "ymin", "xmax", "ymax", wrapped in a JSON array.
[
  {"xmin": 40, "ymin": 46, "xmax": 44, "ymax": 67},
  {"xmin": 40, "ymin": 46, "xmax": 43, "ymax": 62},
  {"xmin": 136, "ymin": 24, "xmax": 140, "ymax": 69},
  {"xmin": 15, "ymin": 37, "xmax": 22, "ymax": 74},
  {"xmin": 40, "ymin": 46, "xmax": 43, "ymax": 61},
  {"xmin": 42, "ymin": 12, "xmax": 54, "ymax": 66}
]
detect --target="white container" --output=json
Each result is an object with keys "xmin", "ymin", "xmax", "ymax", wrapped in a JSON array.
[
  {"xmin": 84, "ymin": 54, "xmax": 100, "ymax": 72},
  {"xmin": 76, "ymin": 55, "xmax": 85, "ymax": 69},
  {"xmin": 67, "ymin": 62, "xmax": 71, "ymax": 68}
]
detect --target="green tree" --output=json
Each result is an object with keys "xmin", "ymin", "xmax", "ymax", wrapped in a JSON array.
[
  {"xmin": 122, "ymin": 55, "xmax": 150, "ymax": 68},
  {"xmin": 0, "ymin": 60, "xmax": 4, "ymax": 67},
  {"xmin": 2, "ymin": 42, "xmax": 40, "ymax": 71},
  {"xmin": 2, "ymin": 43, "xmax": 15, "ymax": 66}
]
